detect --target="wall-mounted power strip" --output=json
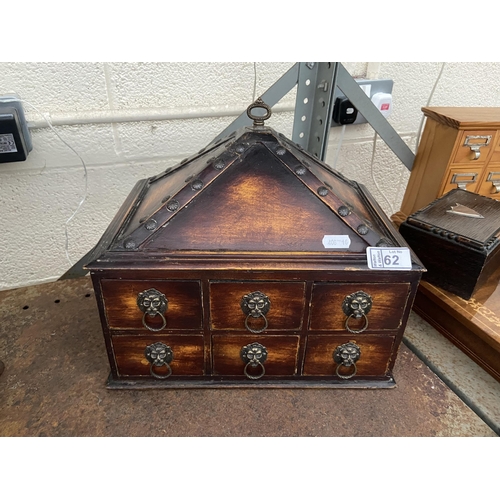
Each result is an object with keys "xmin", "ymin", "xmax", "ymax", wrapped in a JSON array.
[
  {"xmin": 0, "ymin": 94, "xmax": 32, "ymax": 163},
  {"xmin": 331, "ymin": 79, "xmax": 394, "ymax": 127}
]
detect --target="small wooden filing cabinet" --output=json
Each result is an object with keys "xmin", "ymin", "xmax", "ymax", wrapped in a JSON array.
[{"xmin": 396, "ymin": 107, "xmax": 500, "ymax": 221}]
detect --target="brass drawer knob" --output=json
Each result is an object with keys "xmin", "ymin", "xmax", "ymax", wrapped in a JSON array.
[
  {"xmin": 137, "ymin": 288, "xmax": 168, "ymax": 331},
  {"xmin": 240, "ymin": 291, "xmax": 271, "ymax": 333},
  {"xmin": 342, "ymin": 291, "xmax": 372, "ymax": 334},
  {"xmin": 240, "ymin": 342, "xmax": 268, "ymax": 380},
  {"xmin": 333, "ymin": 342, "xmax": 361, "ymax": 379},
  {"xmin": 144, "ymin": 342, "xmax": 174, "ymax": 379}
]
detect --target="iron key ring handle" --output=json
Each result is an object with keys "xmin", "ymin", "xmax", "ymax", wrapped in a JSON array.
[
  {"xmin": 345, "ymin": 312, "xmax": 369, "ymax": 334},
  {"xmin": 247, "ymin": 98, "xmax": 272, "ymax": 126},
  {"xmin": 244, "ymin": 311, "xmax": 269, "ymax": 334}
]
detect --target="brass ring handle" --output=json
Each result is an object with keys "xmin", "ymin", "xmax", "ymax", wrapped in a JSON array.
[
  {"xmin": 243, "ymin": 360, "xmax": 266, "ymax": 380},
  {"xmin": 241, "ymin": 342, "xmax": 268, "ymax": 380},
  {"xmin": 150, "ymin": 362, "xmax": 172, "ymax": 379},
  {"xmin": 142, "ymin": 311, "xmax": 167, "ymax": 332},
  {"xmin": 333, "ymin": 342, "xmax": 361, "ymax": 380},
  {"xmin": 345, "ymin": 312, "xmax": 369, "ymax": 334},
  {"xmin": 137, "ymin": 288, "xmax": 168, "ymax": 331},
  {"xmin": 244, "ymin": 311, "xmax": 269, "ymax": 334},
  {"xmin": 335, "ymin": 363, "xmax": 357, "ymax": 380},
  {"xmin": 145, "ymin": 342, "xmax": 173, "ymax": 379}
]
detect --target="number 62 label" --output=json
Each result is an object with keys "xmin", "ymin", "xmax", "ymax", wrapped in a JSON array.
[{"xmin": 366, "ymin": 247, "xmax": 412, "ymax": 270}]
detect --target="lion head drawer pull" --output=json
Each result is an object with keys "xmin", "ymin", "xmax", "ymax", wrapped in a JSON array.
[
  {"xmin": 240, "ymin": 291, "xmax": 271, "ymax": 333},
  {"xmin": 240, "ymin": 342, "xmax": 268, "ymax": 380},
  {"xmin": 342, "ymin": 290, "xmax": 372, "ymax": 334},
  {"xmin": 137, "ymin": 288, "xmax": 168, "ymax": 331},
  {"xmin": 333, "ymin": 342, "xmax": 361, "ymax": 379},
  {"xmin": 144, "ymin": 342, "xmax": 174, "ymax": 379}
]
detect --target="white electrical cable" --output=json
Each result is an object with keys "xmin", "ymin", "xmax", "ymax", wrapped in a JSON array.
[
  {"xmin": 252, "ymin": 62, "xmax": 257, "ymax": 102},
  {"xmin": 332, "ymin": 125, "xmax": 346, "ymax": 172},
  {"xmin": 7, "ymin": 97, "xmax": 88, "ymax": 266},
  {"xmin": 414, "ymin": 62, "xmax": 446, "ymax": 152},
  {"xmin": 369, "ymin": 131, "xmax": 395, "ymax": 215}
]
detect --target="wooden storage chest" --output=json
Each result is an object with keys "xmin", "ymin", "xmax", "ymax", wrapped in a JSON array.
[
  {"xmin": 86, "ymin": 101, "xmax": 424, "ymax": 389},
  {"xmin": 400, "ymin": 189, "xmax": 500, "ymax": 300}
]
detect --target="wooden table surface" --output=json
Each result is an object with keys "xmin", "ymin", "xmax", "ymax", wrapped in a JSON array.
[{"xmin": 0, "ymin": 277, "xmax": 496, "ymax": 437}]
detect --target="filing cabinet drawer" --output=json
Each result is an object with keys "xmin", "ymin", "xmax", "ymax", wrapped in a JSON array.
[
  {"xmin": 440, "ymin": 167, "xmax": 483, "ymax": 194},
  {"xmin": 452, "ymin": 130, "xmax": 495, "ymax": 164}
]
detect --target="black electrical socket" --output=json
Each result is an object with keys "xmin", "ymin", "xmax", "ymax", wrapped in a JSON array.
[
  {"xmin": 332, "ymin": 97, "xmax": 358, "ymax": 125},
  {"xmin": 0, "ymin": 107, "xmax": 29, "ymax": 163}
]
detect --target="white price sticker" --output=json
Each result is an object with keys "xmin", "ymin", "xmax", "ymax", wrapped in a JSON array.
[
  {"xmin": 322, "ymin": 235, "xmax": 351, "ymax": 249},
  {"xmin": 366, "ymin": 247, "xmax": 412, "ymax": 270}
]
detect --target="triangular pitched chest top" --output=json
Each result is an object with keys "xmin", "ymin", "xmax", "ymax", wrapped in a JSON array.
[
  {"xmin": 87, "ymin": 104, "xmax": 418, "ymax": 268},
  {"xmin": 86, "ymin": 99, "xmax": 423, "ymax": 390}
]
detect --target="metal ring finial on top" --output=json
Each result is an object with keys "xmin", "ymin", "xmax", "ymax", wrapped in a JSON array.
[{"xmin": 247, "ymin": 98, "xmax": 272, "ymax": 126}]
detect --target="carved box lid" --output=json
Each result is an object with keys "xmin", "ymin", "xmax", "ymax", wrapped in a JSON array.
[
  {"xmin": 401, "ymin": 188, "xmax": 500, "ymax": 253},
  {"xmin": 86, "ymin": 100, "xmax": 423, "ymax": 271}
]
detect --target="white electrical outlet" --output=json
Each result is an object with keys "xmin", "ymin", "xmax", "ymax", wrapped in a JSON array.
[{"xmin": 331, "ymin": 79, "xmax": 393, "ymax": 127}]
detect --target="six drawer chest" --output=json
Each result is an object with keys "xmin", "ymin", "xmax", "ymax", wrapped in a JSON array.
[{"xmin": 86, "ymin": 100, "xmax": 424, "ymax": 389}]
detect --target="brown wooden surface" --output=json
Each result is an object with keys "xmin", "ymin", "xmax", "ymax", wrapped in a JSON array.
[
  {"xmin": 100, "ymin": 279, "xmax": 203, "ymax": 330},
  {"xmin": 209, "ymin": 281, "xmax": 306, "ymax": 331},
  {"xmin": 212, "ymin": 335, "xmax": 300, "ymax": 376},
  {"xmin": 414, "ymin": 276, "xmax": 500, "ymax": 383},
  {"xmin": 422, "ymin": 107, "xmax": 500, "ymax": 129},
  {"xmin": 303, "ymin": 335, "xmax": 395, "ymax": 376},
  {"xmin": 113, "ymin": 334, "xmax": 205, "ymax": 376},
  {"xmin": 309, "ymin": 282, "xmax": 411, "ymax": 331},
  {"xmin": 145, "ymin": 148, "xmax": 369, "ymax": 253}
]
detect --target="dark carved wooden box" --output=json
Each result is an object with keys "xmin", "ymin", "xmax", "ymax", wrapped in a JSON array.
[
  {"xmin": 86, "ymin": 102, "xmax": 424, "ymax": 389},
  {"xmin": 400, "ymin": 188, "xmax": 500, "ymax": 300}
]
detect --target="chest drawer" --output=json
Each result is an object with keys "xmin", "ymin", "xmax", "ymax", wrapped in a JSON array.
[
  {"xmin": 112, "ymin": 334, "xmax": 205, "ymax": 377},
  {"xmin": 212, "ymin": 334, "xmax": 300, "ymax": 377},
  {"xmin": 209, "ymin": 281, "xmax": 306, "ymax": 331},
  {"xmin": 309, "ymin": 283, "xmax": 411, "ymax": 332},
  {"xmin": 100, "ymin": 280, "xmax": 202, "ymax": 331},
  {"xmin": 303, "ymin": 334, "xmax": 395, "ymax": 377},
  {"xmin": 451, "ymin": 130, "xmax": 495, "ymax": 164}
]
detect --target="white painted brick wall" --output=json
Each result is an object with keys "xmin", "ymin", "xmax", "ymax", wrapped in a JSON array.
[{"xmin": 1, "ymin": 62, "xmax": 499, "ymax": 290}]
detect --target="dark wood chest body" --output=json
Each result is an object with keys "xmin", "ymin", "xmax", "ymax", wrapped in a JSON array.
[
  {"xmin": 87, "ymin": 107, "xmax": 423, "ymax": 389},
  {"xmin": 400, "ymin": 189, "xmax": 500, "ymax": 300}
]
